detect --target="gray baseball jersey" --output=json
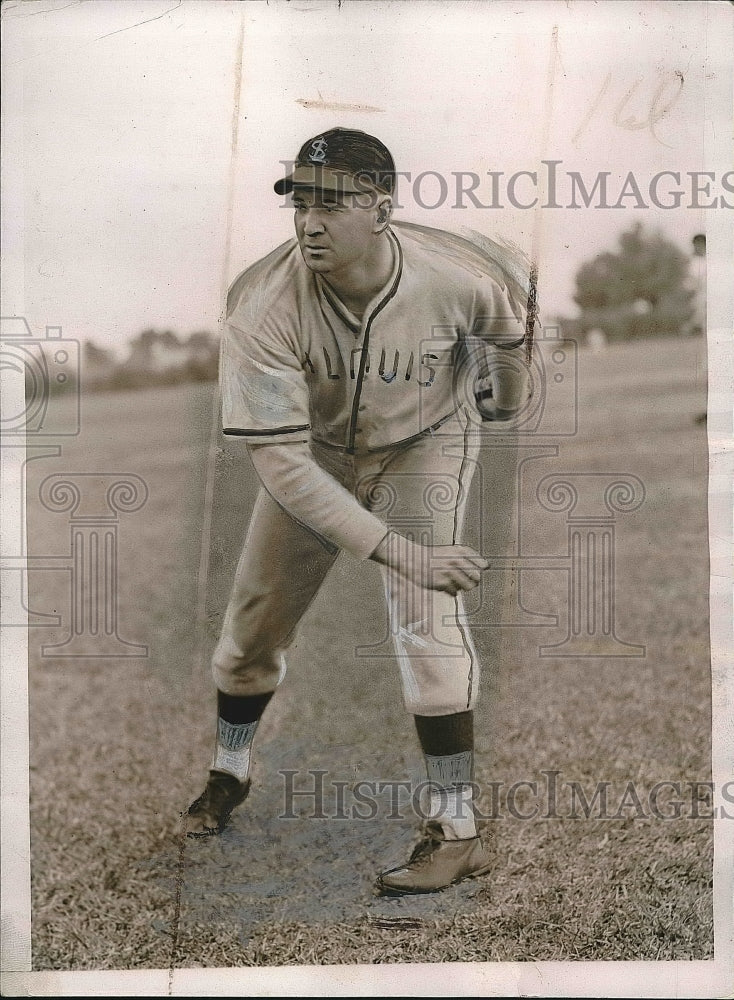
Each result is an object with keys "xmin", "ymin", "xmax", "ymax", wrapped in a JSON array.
[{"xmin": 220, "ymin": 221, "xmax": 527, "ymax": 453}]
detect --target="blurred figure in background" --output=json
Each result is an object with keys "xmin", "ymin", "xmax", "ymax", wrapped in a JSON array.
[
  {"xmin": 689, "ymin": 233, "xmax": 706, "ymax": 338},
  {"xmin": 689, "ymin": 233, "xmax": 707, "ymax": 426}
]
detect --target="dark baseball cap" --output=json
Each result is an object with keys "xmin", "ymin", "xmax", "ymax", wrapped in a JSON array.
[{"xmin": 274, "ymin": 128, "xmax": 395, "ymax": 196}]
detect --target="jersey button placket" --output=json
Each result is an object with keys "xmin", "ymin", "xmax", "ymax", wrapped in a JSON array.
[
  {"xmin": 353, "ymin": 330, "xmax": 368, "ymax": 449},
  {"xmin": 355, "ymin": 394, "xmax": 369, "ymax": 448}
]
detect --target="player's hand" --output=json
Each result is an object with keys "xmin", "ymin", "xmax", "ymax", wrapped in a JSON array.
[
  {"xmin": 419, "ymin": 543, "xmax": 489, "ymax": 594},
  {"xmin": 371, "ymin": 533, "xmax": 489, "ymax": 595}
]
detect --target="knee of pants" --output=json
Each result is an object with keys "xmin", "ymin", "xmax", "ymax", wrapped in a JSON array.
[
  {"xmin": 384, "ymin": 580, "xmax": 479, "ymax": 715},
  {"xmin": 396, "ymin": 655, "xmax": 480, "ymax": 715},
  {"xmin": 211, "ymin": 633, "xmax": 287, "ymax": 697},
  {"xmin": 392, "ymin": 630, "xmax": 479, "ymax": 716}
]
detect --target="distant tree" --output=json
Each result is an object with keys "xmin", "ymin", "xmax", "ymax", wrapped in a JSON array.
[
  {"xmin": 157, "ymin": 329, "xmax": 181, "ymax": 350},
  {"xmin": 184, "ymin": 330, "xmax": 219, "ymax": 380},
  {"xmin": 125, "ymin": 328, "xmax": 181, "ymax": 377},
  {"xmin": 185, "ymin": 330, "xmax": 216, "ymax": 351},
  {"xmin": 82, "ymin": 339, "xmax": 116, "ymax": 391},
  {"xmin": 83, "ymin": 340, "xmax": 115, "ymax": 367},
  {"xmin": 83, "ymin": 327, "xmax": 220, "ymax": 393},
  {"xmin": 573, "ymin": 223, "xmax": 695, "ymax": 340},
  {"xmin": 126, "ymin": 328, "xmax": 157, "ymax": 371}
]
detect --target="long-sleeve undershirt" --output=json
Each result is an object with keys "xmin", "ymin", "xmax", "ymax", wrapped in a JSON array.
[
  {"xmin": 247, "ymin": 350, "xmax": 529, "ymax": 562},
  {"xmin": 248, "ymin": 441, "xmax": 389, "ymax": 562}
]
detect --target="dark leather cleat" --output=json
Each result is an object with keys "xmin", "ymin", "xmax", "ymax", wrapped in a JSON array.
[
  {"xmin": 182, "ymin": 770, "xmax": 250, "ymax": 838},
  {"xmin": 375, "ymin": 822, "xmax": 492, "ymax": 895}
]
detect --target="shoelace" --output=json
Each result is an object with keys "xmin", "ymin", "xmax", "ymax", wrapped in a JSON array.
[{"xmin": 406, "ymin": 825, "xmax": 445, "ymax": 866}]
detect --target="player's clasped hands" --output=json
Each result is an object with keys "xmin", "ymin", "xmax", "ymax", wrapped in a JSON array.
[{"xmin": 372, "ymin": 532, "xmax": 490, "ymax": 595}]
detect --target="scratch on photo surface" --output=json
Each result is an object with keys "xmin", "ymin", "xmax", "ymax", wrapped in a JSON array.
[
  {"xmin": 3, "ymin": 0, "xmax": 82, "ymax": 18},
  {"xmin": 296, "ymin": 98, "xmax": 385, "ymax": 113},
  {"xmin": 168, "ymin": 833, "xmax": 186, "ymax": 995},
  {"xmin": 96, "ymin": 0, "xmax": 182, "ymax": 40}
]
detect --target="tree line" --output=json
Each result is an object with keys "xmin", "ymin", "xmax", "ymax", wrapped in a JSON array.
[
  {"xmin": 39, "ymin": 222, "xmax": 703, "ymax": 400},
  {"xmin": 82, "ymin": 328, "xmax": 219, "ymax": 392}
]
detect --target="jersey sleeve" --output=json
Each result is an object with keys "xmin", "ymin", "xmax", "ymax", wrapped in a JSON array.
[
  {"xmin": 220, "ymin": 316, "xmax": 311, "ymax": 444},
  {"xmin": 470, "ymin": 276, "xmax": 528, "ymax": 348},
  {"xmin": 467, "ymin": 276, "xmax": 531, "ymax": 414}
]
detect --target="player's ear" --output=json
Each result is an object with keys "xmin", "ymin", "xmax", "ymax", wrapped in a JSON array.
[{"xmin": 374, "ymin": 196, "xmax": 393, "ymax": 233}]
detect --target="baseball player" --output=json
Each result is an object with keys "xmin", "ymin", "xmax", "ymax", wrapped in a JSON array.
[{"xmin": 184, "ymin": 128, "xmax": 531, "ymax": 895}]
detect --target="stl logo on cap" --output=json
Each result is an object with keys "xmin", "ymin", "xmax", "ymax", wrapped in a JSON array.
[{"xmin": 308, "ymin": 137, "xmax": 328, "ymax": 164}]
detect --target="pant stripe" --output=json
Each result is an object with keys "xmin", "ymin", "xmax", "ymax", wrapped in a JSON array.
[
  {"xmin": 452, "ymin": 408, "xmax": 477, "ymax": 709},
  {"xmin": 455, "ymin": 593, "xmax": 475, "ymax": 709},
  {"xmin": 452, "ymin": 410, "xmax": 471, "ymax": 546}
]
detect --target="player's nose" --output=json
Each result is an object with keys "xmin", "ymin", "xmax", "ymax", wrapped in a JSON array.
[
  {"xmin": 304, "ymin": 219, "xmax": 325, "ymax": 237},
  {"xmin": 301, "ymin": 209, "xmax": 325, "ymax": 236}
]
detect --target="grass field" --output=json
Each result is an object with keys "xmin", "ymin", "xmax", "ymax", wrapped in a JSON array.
[{"xmin": 25, "ymin": 334, "xmax": 713, "ymax": 970}]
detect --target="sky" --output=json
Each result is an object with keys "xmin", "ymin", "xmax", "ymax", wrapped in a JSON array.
[{"xmin": 2, "ymin": 0, "xmax": 730, "ymax": 352}]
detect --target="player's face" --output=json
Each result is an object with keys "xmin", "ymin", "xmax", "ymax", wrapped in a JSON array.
[{"xmin": 292, "ymin": 188, "xmax": 382, "ymax": 278}]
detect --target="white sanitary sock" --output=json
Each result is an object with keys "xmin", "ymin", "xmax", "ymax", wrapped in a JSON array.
[
  {"xmin": 424, "ymin": 751, "xmax": 477, "ymax": 840},
  {"xmin": 427, "ymin": 785, "xmax": 477, "ymax": 840},
  {"xmin": 212, "ymin": 718, "xmax": 258, "ymax": 782}
]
